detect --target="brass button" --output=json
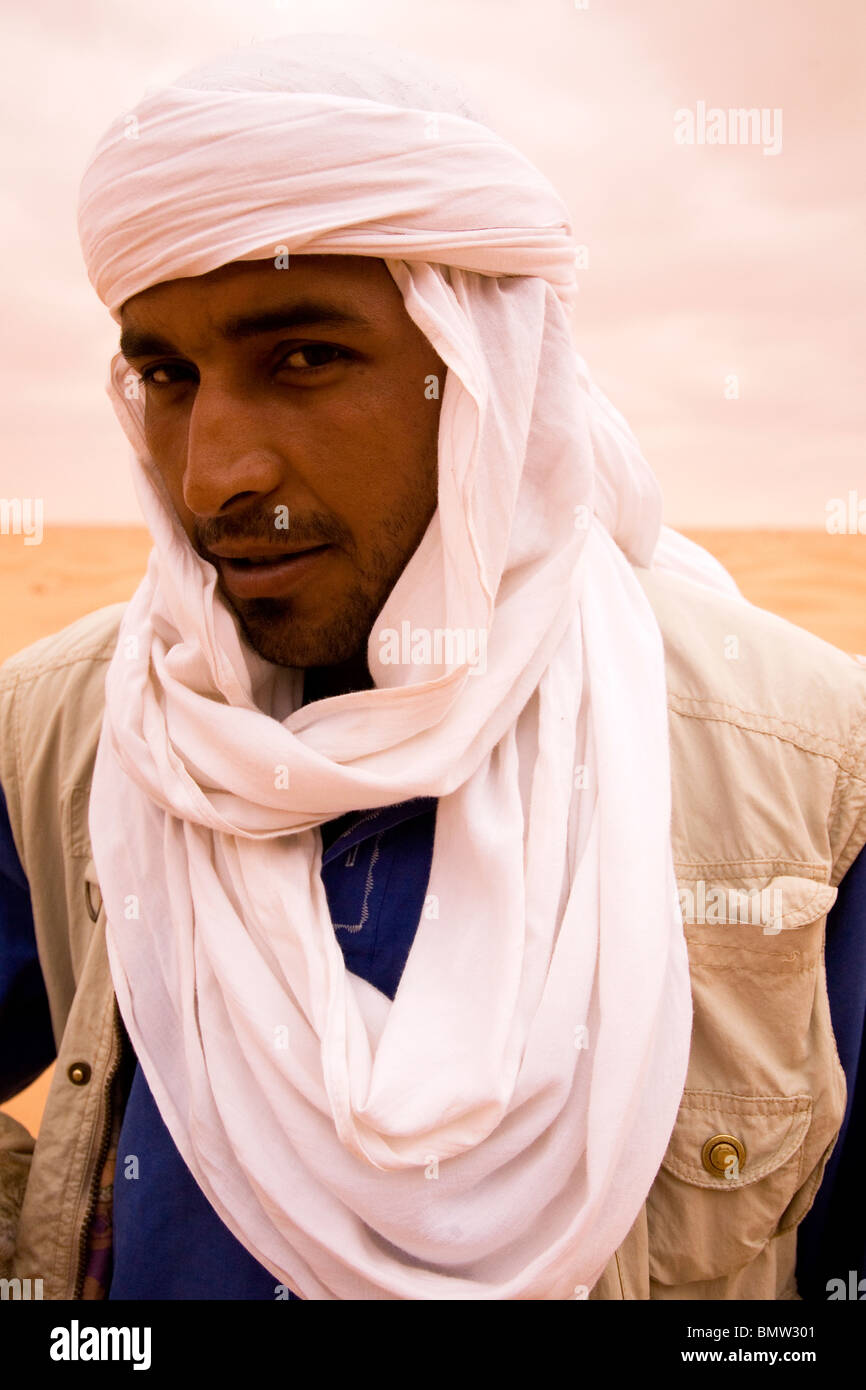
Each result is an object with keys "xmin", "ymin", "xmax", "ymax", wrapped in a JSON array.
[
  {"xmin": 67, "ymin": 1062, "xmax": 91, "ymax": 1086},
  {"xmin": 701, "ymin": 1133, "xmax": 746, "ymax": 1177}
]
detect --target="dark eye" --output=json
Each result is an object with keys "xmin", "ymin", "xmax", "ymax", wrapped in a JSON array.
[
  {"xmin": 138, "ymin": 362, "xmax": 196, "ymax": 387},
  {"xmin": 278, "ymin": 344, "xmax": 347, "ymax": 371}
]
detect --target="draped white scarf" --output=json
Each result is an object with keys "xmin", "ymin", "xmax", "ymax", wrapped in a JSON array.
[{"xmin": 77, "ymin": 38, "xmax": 734, "ymax": 1300}]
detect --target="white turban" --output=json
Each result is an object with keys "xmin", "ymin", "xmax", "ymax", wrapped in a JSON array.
[{"xmin": 78, "ymin": 34, "xmax": 723, "ymax": 1300}]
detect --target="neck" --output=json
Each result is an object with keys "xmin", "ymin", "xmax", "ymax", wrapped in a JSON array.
[{"xmin": 302, "ymin": 649, "xmax": 374, "ymax": 704}]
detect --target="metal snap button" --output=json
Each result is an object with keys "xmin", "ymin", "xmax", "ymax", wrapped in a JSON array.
[
  {"xmin": 67, "ymin": 1062, "xmax": 92, "ymax": 1086},
  {"xmin": 701, "ymin": 1133, "xmax": 746, "ymax": 1176}
]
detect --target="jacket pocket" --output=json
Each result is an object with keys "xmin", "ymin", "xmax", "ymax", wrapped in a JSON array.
[
  {"xmin": 647, "ymin": 871, "xmax": 847, "ymax": 1288},
  {"xmin": 648, "ymin": 1090, "xmax": 812, "ymax": 1284},
  {"xmin": 0, "ymin": 1111, "xmax": 35, "ymax": 1276}
]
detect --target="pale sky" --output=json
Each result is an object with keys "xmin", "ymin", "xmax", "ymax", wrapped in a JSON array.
[{"xmin": 1, "ymin": 0, "xmax": 863, "ymax": 525}]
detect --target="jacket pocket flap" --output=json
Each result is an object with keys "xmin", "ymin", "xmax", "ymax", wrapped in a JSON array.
[
  {"xmin": 661, "ymin": 1090, "xmax": 812, "ymax": 1189},
  {"xmin": 768, "ymin": 876, "xmax": 838, "ymax": 930},
  {"xmin": 678, "ymin": 872, "xmax": 837, "ymax": 934}
]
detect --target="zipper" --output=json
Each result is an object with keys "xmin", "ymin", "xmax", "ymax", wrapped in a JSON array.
[{"xmin": 72, "ymin": 1000, "xmax": 123, "ymax": 1299}]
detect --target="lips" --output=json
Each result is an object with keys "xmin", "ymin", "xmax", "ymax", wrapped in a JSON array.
[
  {"xmin": 228, "ymin": 552, "xmax": 303, "ymax": 566},
  {"xmin": 212, "ymin": 544, "xmax": 332, "ymax": 599}
]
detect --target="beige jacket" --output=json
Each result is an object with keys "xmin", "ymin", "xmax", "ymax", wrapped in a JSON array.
[{"xmin": 1, "ymin": 563, "xmax": 865, "ymax": 1300}]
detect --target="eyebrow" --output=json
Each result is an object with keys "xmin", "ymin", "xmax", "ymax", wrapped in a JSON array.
[{"xmin": 119, "ymin": 299, "xmax": 376, "ymax": 358}]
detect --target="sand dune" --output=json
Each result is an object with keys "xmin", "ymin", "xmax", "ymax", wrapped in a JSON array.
[
  {"xmin": 2, "ymin": 525, "xmax": 864, "ymax": 1135},
  {"xmin": 684, "ymin": 529, "xmax": 866, "ymax": 657},
  {"xmin": 0, "ymin": 527, "xmax": 153, "ymax": 664}
]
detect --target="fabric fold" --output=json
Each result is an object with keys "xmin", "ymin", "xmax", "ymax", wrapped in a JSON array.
[{"xmin": 77, "ymin": 36, "xmax": 726, "ymax": 1299}]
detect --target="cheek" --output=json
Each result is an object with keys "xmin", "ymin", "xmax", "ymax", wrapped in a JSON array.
[
  {"xmin": 321, "ymin": 391, "xmax": 440, "ymax": 532},
  {"xmin": 345, "ymin": 368, "xmax": 442, "ymax": 472},
  {"xmin": 143, "ymin": 406, "xmax": 195, "ymax": 531},
  {"xmin": 144, "ymin": 400, "xmax": 186, "ymax": 475}
]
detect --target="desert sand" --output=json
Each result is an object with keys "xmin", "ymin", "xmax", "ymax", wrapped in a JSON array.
[{"xmin": 2, "ymin": 525, "xmax": 864, "ymax": 1135}]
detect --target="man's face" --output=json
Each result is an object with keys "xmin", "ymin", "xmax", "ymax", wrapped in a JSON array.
[{"xmin": 119, "ymin": 255, "xmax": 443, "ymax": 668}]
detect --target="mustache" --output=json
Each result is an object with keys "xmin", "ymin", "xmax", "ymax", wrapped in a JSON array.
[{"xmin": 196, "ymin": 510, "xmax": 353, "ymax": 555}]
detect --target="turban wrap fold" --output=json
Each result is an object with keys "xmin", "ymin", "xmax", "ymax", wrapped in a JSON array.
[{"xmin": 78, "ymin": 35, "xmax": 737, "ymax": 1299}]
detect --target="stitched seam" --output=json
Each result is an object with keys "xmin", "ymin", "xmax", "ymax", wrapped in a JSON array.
[
  {"xmin": 679, "ymin": 879, "xmax": 834, "ymax": 929},
  {"xmin": 327, "ymin": 807, "xmax": 390, "ymax": 852},
  {"xmin": 685, "ymin": 960, "xmax": 818, "ymax": 975},
  {"xmin": 673, "ymin": 859, "xmax": 827, "ymax": 873},
  {"xmin": 668, "ymin": 695, "xmax": 856, "ymax": 765},
  {"xmin": 333, "ymin": 835, "xmax": 382, "ymax": 934},
  {"xmin": 847, "ymin": 672, "xmax": 866, "ymax": 767},
  {"xmin": 676, "ymin": 1091, "xmax": 811, "ymax": 1111},
  {"xmin": 326, "ymin": 800, "xmax": 423, "ymax": 855},
  {"xmin": 665, "ymin": 1148, "xmax": 804, "ymax": 1188},
  {"xmin": 0, "ymin": 645, "xmax": 116, "ymax": 692},
  {"xmin": 777, "ymin": 1153, "xmax": 830, "ymax": 1234},
  {"xmin": 670, "ymin": 704, "xmax": 866, "ymax": 786},
  {"xmin": 828, "ymin": 758, "xmax": 846, "ymax": 864},
  {"xmin": 664, "ymin": 1103, "xmax": 812, "ymax": 1188},
  {"xmin": 668, "ymin": 680, "xmax": 866, "ymax": 885},
  {"xmin": 818, "ymin": 916, "xmax": 848, "ymax": 1096},
  {"xmin": 829, "ymin": 774, "xmax": 866, "ymax": 885},
  {"xmin": 685, "ymin": 942, "xmax": 817, "ymax": 960}
]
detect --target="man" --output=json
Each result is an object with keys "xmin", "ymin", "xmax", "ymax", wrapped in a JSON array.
[{"xmin": 1, "ymin": 34, "xmax": 864, "ymax": 1301}]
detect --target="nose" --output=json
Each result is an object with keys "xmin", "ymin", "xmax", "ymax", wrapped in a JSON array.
[{"xmin": 181, "ymin": 380, "xmax": 285, "ymax": 517}]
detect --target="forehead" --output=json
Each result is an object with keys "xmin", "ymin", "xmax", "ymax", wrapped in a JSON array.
[{"xmin": 118, "ymin": 254, "xmax": 404, "ymax": 349}]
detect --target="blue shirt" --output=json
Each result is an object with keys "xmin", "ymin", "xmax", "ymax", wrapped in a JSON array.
[
  {"xmin": 110, "ymin": 793, "xmax": 437, "ymax": 1299},
  {"xmin": 1, "ymin": 783, "xmax": 863, "ymax": 1299}
]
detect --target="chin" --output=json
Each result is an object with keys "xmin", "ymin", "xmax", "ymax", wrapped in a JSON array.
[{"xmin": 229, "ymin": 594, "xmax": 376, "ymax": 670}]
